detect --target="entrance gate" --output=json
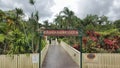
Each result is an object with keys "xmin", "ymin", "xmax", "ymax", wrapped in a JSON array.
[{"xmin": 39, "ymin": 29, "xmax": 83, "ymax": 68}]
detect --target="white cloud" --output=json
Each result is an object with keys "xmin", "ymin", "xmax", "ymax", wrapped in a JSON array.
[
  {"xmin": 0, "ymin": 0, "xmax": 120, "ymax": 22},
  {"xmin": 113, "ymin": 0, "xmax": 120, "ymax": 8},
  {"xmin": 0, "ymin": 0, "xmax": 55, "ymax": 22},
  {"xmin": 49, "ymin": 0, "xmax": 79, "ymax": 22},
  {"xmin": 50, "ymin": 0, "xmax": 120, "ymax": 22},
  {"xmin": 106, "ymin": 0, "xmax": 120, "ymax": 21},
  {"xmin": 77, "ymin": 0, "xmax": 114, "ymax": 18}
]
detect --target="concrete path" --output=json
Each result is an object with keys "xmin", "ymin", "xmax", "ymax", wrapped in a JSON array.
[{"xmin": 42, "ymin": 41, "xmax": 79, "ymax": 68}]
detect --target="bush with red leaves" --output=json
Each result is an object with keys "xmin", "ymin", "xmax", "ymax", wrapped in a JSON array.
[
  {"xmin": 73, "ymin": 44, "xmax": 80, "ymax": 51},
  {"xmin": 73, "ymin": 30, "xmax": 120, "ymax": 52},
  {"xmin": 82, "ymin": 37, "xmax": 87, "ymax": 45},
  {"xmin": 104, "ymin": 39, "xmax": 114, "ymax": 46}
]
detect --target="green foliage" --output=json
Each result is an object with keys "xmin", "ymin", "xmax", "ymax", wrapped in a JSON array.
[
  {"xmin": 114, "ymin": 20, "xmax": 120, "ymax": 29},
  {"xmin": 98, "ymin": 29, "xmax": 118, "ymax": 36},
  {"xmin": 54, "ymin": 7, "xmax": 81, "ymax": 29},
  {"xmin": 0, "ymin": 7, "xmax": 43, "ymax": 54},
  {"xmin": 0, "ymin": 6, "xmax": 120, "ymax": 54},
  {"xmin": 83, "ymin": 39, "xmax": 96, "ymax": 53},
  {"xmin": 29, "ymin": 0, "xmax": 35, "ymax": 5},
  {"xmin": 85, "ymin": 23, "xmax": 95, "ymax": 31},
  {"xmin": 58, "ymin": 38, "xmax": 62, "ymax": 44},
  {"xmin": 83, "ymin": 14, "xmax": 98, "ymax": 26},
  {"xmin": 0, "ymin": 34, "xmax": 5, "ymax": 42},
  {"xmin": 15, "ymin": 8, "xmax": 24, "ymax": 16},
  {"xmin": 115, "ymin": 49, "xmax": 120, "ymax": 53},
  {"xmin": 6, "ymin": 29, "xmax": 30, "ymax": 54},
  {"xmin": 41, "ymin": 39, "xmax": 47, "ymax": 50}
]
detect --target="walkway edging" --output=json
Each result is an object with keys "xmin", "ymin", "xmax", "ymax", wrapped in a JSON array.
[
  {"xmin": 60, "ymin": 41, "xmax": 80, "ymax": 66},
  {"xmin": 41, "ymin": 41, "xmax": 49, "ymax": 65}
]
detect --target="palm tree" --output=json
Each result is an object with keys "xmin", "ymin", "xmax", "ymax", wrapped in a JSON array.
[
  {"xmin": 15, "ymin": 8, "xmax": 24, "ymax": 19},
  {"xmin": 60, "ymin": 7, "xmax": 75, "ymax": 29},
  {"xmin": 83, "ymin": 15, "xmax": 98, "ymax": 27},
  {"xmin": 43, "ymin": 20, "xmax": 49, "ymax": 29},
  {"xmin": 114, "ymin": 20, "xmax": 120, "ymax": 29},
  {"xmin": 54, "ymin": 15, "xmax": 64, "ymax": 29},
  {"xmin": 98, "ymin": 15, "xmax": 108, "ymax": 25},
  {"xmin": 29, "ymin": 0, "xmax": 35, "ymax": 5},
  {"xmin": 29, "ymin": 0, "xmax": 41, "ymax": 53}
]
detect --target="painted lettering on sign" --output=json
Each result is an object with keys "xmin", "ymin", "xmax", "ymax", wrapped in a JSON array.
[{"xmin": 43, "ymin": 30, "xmax": 79, "ymax": 36}]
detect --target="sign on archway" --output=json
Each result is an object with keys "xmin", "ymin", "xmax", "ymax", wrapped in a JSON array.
[
  {"xmin": 39, "ymin": 29, "xmax": 83, "ymax": 68},
  {"xmin": 43, "ymin": 29, "xmax": 79, "ymax": 36}
]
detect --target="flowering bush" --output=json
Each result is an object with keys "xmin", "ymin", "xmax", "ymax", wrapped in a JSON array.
[{"xmin": 73, "ymin": 30, "xmax": 120, "ymax": 53}]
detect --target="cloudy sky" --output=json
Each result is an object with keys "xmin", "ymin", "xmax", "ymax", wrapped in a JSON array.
[{"xmin": 0, "ymin": 0, "xmax": 120, "ymax": 22}]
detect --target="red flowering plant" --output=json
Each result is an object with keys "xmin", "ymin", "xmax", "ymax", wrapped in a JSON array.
[
  {"xmin": 73, "ymin": 30, "xmax": 120, "ymax": 53},
  {"xmin": 86, "ymin": 30, "xmax": 119, "ymax": 52}
]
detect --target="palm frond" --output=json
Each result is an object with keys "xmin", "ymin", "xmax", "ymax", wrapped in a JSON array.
[{"xmin": 29, "ymin": 0, "xmax": 35, "ymax": 5}]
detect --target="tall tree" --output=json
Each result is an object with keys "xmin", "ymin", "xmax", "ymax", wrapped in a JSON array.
[
  {"xmin": 114, "ymin": 20, "xmax": 120, "ymax": 31},
  {"xmin": 60, "ymin": 7, "xmax": 75, "ymax": 29},
  {"xmin": 29, "ymin": 0, "xmax": 41, "ymax": 53},
  {"xmin": 54, "ymin": 7, "xmax": 80, "ymax": 29},
  {"xmin": 43, "ymin": 20, "xmax": 49, "ymax": 29}
]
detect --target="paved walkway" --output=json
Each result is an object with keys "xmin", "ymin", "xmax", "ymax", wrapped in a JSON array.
[{"xmin": 42, "ymin": 41, "xmax": 79, "ymax": 68}]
